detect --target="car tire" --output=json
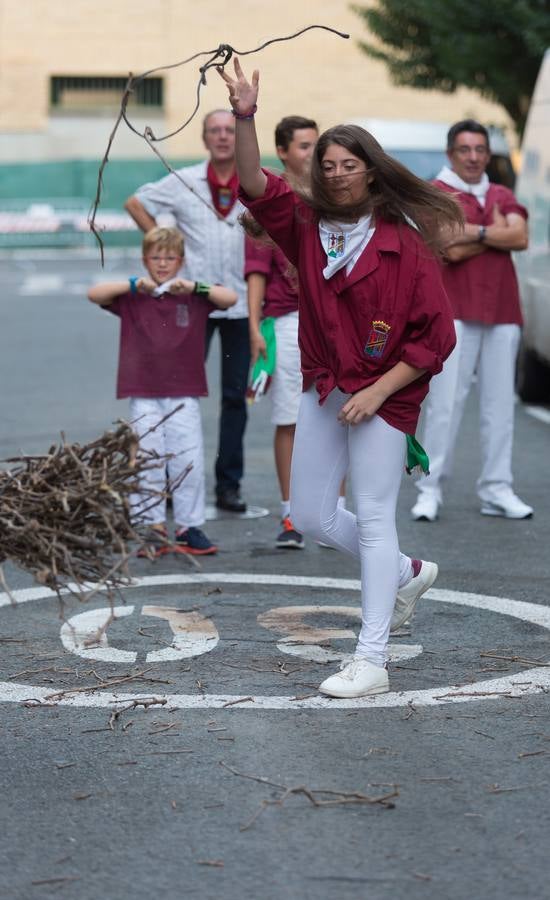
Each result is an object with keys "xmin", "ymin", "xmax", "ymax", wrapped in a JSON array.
[{"xmin": 516, "ymin": 342, "xmax": 550, "ymax": 404}]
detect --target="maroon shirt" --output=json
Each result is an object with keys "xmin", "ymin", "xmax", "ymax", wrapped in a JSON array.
[
  {"xmin": 244, "ymin": 236, "xmax": 299, "ymax": 318},
  {"xmin": 106, "ymin": 289, "xmax": 215, "ymax": 399},
  {"xmin": 434, "ymin": 181, "xmax": 527, "ymax": 326},
  {"xmin": 240, "ymin": 171, "xmax": 456, "ymax": 434}
]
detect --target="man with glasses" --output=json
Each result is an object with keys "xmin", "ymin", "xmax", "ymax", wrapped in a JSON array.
[
  {"xmin": 411, "ymin": 119, "xmax": 532, "ymax": 521},
  {"xmin": 125, "ymin": 110, "xmax": 250, "ymax": 513}
]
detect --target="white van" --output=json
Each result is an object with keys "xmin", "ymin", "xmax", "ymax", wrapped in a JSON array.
[
  {"xmin": 347, "ymin": 118, "xmax": 515, "ymax": 186},
  {"xmin": 514, "ymin": 49, "xmax": 550, "ymax": 402}
]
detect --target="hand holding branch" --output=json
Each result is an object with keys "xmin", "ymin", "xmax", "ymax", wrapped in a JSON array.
[
  {"xmin": 217, "ymin": 57, "xmax": 266, "ymax": 199},
  {"xmin": 217, "ymin": 57, "xmax": 259, "ymax": 116}
]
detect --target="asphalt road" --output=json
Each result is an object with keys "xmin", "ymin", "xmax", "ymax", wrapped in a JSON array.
[{"xmin": 1, "ymin": 251, "xmax": 549, "ymax": 900}]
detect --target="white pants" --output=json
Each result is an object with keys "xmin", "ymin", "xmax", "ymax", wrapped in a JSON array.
[
  {"xmin": 129, "ymin": 397, "xmax": 205, "ymax": 529},
  {"xmin": 271, "ymin": 312, "xmax": 302, "ymax": 426},
  {"xmin": 416, "ymin": 322, "xmax": 521, "ymax": 502},
  {"xmin": 290, "ymin": 388, "xmax": 412, "ymax": 667}
]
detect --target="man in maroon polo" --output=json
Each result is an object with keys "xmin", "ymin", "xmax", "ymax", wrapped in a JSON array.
[{"xmin": 411, "ymin": 119, "xmax": 532, "ymax": 521}]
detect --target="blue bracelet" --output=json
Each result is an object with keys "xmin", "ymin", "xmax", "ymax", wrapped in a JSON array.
[{"xmin": 129, "ymin": 276, "xmax": 138, "ymax": 295}]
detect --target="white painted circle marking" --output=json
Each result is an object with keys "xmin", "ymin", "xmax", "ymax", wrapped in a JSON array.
[{"xmin": 1, "ymin": 573, "xmax": 549, "ymax": 709}]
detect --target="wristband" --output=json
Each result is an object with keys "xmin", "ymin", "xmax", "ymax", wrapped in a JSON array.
[
  {"xmin": 478, "ymin": 225, "xmax": 487, "ymax": 242},
  {"xmin": 232, "ymin": 104, "xmax": 257, "ymax": 120},
  {"xmin": 193, "ymin": 281, "xmax": 211, "ymax": 298},
  {"xmin": 129, "ymin": 276, "xmax": 138, "ymax": 295}
]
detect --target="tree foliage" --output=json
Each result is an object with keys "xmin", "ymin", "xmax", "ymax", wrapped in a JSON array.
[{"xmin": 352, "ymin": 0, "xmax": 550, "ymax": 134}]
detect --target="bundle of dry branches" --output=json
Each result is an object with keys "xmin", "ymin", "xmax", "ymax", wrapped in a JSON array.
[{"xmin": 0, "ymin": 421, "xmax": 167, "ymax": 600}]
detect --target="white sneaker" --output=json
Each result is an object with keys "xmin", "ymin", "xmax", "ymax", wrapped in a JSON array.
[
  {"xmin": 319, "ymin": 657, "xmax": 389, "ymax": 698},
  {"xmin": 411, "ymin": 494, "xmax": 440, "ymax": 522},
  {"xmin": 390, "ymin": 560, "xmax": 438, "ymax": 632},
  {"xmin": 480, "ymin": 489, "xmax": 533, "ymax": 520}
]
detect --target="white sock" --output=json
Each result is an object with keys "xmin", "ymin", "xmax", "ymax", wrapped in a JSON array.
[
  {"xmin": 280, "ymin": 500, "xmax": 291, "ymax": 519},
  {"xmin": 337, "ymin": 495, "xmax": 346, "ymax": 510}
]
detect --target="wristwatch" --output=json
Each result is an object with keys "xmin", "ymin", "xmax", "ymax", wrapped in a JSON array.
[{"xmin": 478, "ymin": 225, "xmax": 487, "ymax": 242}]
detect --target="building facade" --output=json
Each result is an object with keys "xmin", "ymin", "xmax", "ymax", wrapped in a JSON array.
[{"xmin": 0, "ymin": 0, "xmax": 514, "ymax": 207}]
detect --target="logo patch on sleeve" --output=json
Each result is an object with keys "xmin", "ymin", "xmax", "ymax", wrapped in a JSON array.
[{"xmin": 364, "ymin": 320, "xmax": 391, "ymax": 358}]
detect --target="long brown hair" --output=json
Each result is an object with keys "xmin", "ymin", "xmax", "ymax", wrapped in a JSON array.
[{"xmin": 301, "ymin": 125, "xmax": 463, "ymax": 253}]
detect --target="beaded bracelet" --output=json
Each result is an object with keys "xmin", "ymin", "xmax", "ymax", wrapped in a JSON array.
[{"xmin": 232, "ymin": 104, "xmax": 257, "ymax": 120}]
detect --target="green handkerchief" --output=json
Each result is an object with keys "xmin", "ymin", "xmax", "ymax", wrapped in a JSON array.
[{"xmin": 406, "ymin": 434, "xmax": 430, "ymax": 475}]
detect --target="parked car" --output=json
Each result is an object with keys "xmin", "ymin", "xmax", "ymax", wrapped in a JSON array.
[
  {"xmin": 514, "ymin": 49, "xmax": 550, "ymax": 403},
  {"xmin": 346, "ymin": 118, "xmax": 515, "ymax": 187}
]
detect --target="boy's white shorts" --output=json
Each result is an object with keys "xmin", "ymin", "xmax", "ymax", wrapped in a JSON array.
[{"xmin": 271, "ymin": 311, "xmax": 302, "ymax": 426}]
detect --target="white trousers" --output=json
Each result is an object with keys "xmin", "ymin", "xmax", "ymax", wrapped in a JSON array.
[
  {"xmin": 271, "ymin": 311, "xmax": 302, "ymax": 426},
  {"xmin": 416, "ymin": 322, "xmax": 521, "ymax": 502},
  {"xmin": 290, "ymin": 388, "xmax": 412, "ymax": 667},
  {"xmin": 129, "ymin": 397, "xmax": 205, "ymax": 529}
]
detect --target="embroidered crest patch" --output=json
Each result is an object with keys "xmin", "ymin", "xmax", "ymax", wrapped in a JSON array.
[
  {"xmin": 176, "ymin": 304, "xmax": 189, "ymax": 328},
  {"xmin": 327, "ymin": 232, "xmax": 346, "ymax": 258},
  {"xmin": 364, "ymin": 320, "xmax": 391, "ymax": 358},
  {"xmin": 218, "ymin": 187, "xmax": 233, "ymax": 210}
]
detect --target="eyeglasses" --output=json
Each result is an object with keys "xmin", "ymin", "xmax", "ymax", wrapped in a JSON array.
[
  {"xmin": 145, "ymin": 256, "xmax": 182, "ymax": 262},
  {"xmin": 204, "ymin": 126, "xmax": 235, "ymax": 136},
  {"xmin": 452, "ymin": 145, "xmax": 490, "ymax": 157}
]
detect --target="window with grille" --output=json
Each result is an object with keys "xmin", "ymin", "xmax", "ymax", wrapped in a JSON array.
[{"xmin": 50, "ymin": 76, "xmax": 163, "ymax": 112}]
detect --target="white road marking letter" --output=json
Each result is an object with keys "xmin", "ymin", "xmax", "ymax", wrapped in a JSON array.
[
  {"xmin": 60, "ymin": 604, "xmax": 218, "ymax": 662},
  {"xmin": 257, "ymin": 605, "xmax": 422, "ymax": 663}
]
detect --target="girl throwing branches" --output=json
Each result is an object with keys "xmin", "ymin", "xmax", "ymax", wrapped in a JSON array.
[{"xmin": 219, "ymin": 60, "xmax": 461, "ymax": 698}]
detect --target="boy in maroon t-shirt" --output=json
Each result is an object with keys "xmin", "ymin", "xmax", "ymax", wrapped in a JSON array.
[{"xmin": 87, "ymin": 226, "xmax": 236, "ymax": 556}]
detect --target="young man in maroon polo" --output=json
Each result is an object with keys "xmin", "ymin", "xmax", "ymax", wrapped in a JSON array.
[
  {"xmin": 411, "ymin": 119, "xmax": 532, "ymax": 521},
  {"xmin": 245, "ymin": 115, "xmax": 319, "ymax": 548}
]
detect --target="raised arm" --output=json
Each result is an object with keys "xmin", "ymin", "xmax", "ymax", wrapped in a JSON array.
[{"xmin": 218, "ymin": 58, "xmax": 267, "ymax": 199}]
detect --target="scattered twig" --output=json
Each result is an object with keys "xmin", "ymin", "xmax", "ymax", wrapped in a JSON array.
[
  {"xmin": 148, "ymin": 722, "xmax": 180, "ymax": 735},
  {"xmin": 480, "ymin": 652, "xmax": 549, "ymax": 667},
  {"xmin": 45, "ymin": 670, "xmax": 156, "ymax": 701},
  {"xmin": 220, "ymin": 761, "xmax": 398, "ymax": 832},
  {"xmin": 222, "ymin": 696, "xmax": 254, "ymax": 708},
  {"xmin": 145, "ymin": 749, "xmax": 194, "ymax": 756},
  {"xmin": 486, "ymin": 783, "xmax": 540, "ymax": 794},
  {"xmin": 434, "ymin": 690, "xmax": 514, "ymax": 699}
]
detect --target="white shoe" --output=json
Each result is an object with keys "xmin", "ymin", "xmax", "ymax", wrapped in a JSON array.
[
  {"xmin": 480, "ymin": 489, "xmax": 533, "ymax": 520},
  {"xmin": 319, "ymin": 657, "xmax": 389, "ymax": 698},
  {"xmin": 390, "ymin": 560, "xmax": 438, "ymax": 633},
  {"xmin": 411, "ymin": 494, "xmax": 440, "ymax": 522}
]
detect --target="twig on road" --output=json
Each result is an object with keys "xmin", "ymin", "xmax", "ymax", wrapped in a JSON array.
[
  {"xmin": 222, "ymin": 696, "xmax": 254, "ymax": 708},
  {"xmin": 220, "ymin": 760, "xmax": 398, "ymax": 832},
  {"xmin": 44, "ymin": 669, "xmax": 157, "ymax": 701}
]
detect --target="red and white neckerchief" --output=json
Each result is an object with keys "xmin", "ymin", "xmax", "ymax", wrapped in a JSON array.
[
  {"xmin": 206, "ymin": 162, "xmax": 239, "ymax": 217},
  {"xmin": 319, "ymin": 215, "xmax": 375, "ymax": 280},
  {"xmin": 436, "ymin": 165, "xmax": 490, "ymax": 208}
]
